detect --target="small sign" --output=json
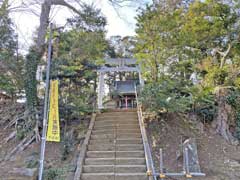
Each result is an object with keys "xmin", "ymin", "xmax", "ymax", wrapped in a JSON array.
[{"xmin": 47, "ymin": 80, "xmax": 60, "ymax": 142}]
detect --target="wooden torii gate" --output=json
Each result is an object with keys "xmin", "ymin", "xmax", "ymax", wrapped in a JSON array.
[{"xmin": 97, "ymin": 58, "xmax": 144, "ymax": 109}]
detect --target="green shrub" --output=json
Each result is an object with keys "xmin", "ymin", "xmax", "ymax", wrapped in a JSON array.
[
  {"xmin": 26, "ymin": 159, "xmax": 38, "ymax": 168},
  {"xmin": 16, "ymin": 129, "xmax": 25, "ymax": 140},
  {"xmin": 60, "ymin": 134, "xmax": 75, "ymax": 161},
  {"xmin": 140, "ymin": 79, "xmax": 192, "ymax": 113},
  {"xmin": 235, "ymin": 112, "xmax": 240, "ymax": 140},
  {"xmin": 44, "ymin": 168, "xmax": 64, "ymax": 180},
  {"xmin": 191, "ymin": 86, "xmax": 216, "ymax": 123},
  {"xmin": 227, "ymin": 89, "xmax": 240, "ymax": 140}
]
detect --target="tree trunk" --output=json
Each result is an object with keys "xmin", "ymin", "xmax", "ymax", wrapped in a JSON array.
[
  {"xmin": 212, "ymin": 88, "xmax": 237, "ymax": 144},
  {"xmin": 25, "ymin": 0, "xmax": 81, "ymax": 110}
]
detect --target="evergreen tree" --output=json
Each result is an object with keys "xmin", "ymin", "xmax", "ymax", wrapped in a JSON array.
[
  {"xmin": 49, "ymin": 4, "xmax": 108, "ymax": 119},
  {"xmin": 0, "ymin": 0, "xmax": 24, "ymax": 98},
  {"xmin": 135, "ymin": 0, "xmax": 240, "ymax": 111}
]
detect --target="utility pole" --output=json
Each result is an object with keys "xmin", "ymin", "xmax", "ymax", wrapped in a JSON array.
[{"xmin": 38, "ymin": 23, "xmax": 53, "ymax": 180}]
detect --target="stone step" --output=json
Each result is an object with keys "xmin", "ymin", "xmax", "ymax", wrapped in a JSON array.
[
  {"xmin": 94, "ymin": 123, "xmax": 139, "ymax": 127},
  {"xmin": 115, "ymin": 173, "xmax": 148, "ymax": 180},
  {"xmin": 96, "ymin": 117, "xmax": 137, "ymax": 120},
  {"xmin": 116, "ymin": 158, "xmax": 145, "ymax": 165},
  {"xmin": 96, "ymin": 117, "xmax": 138, "ymax": 121},
  {"xmin": 93, "ymin": 124, "xmax": 139, "ymax": 130},
  {"xmin": 89, "ymin": 138, "xmax": 143, "ymax": 145},
  {"xmin": 85, "ymin": 158, "xmax": 115, "ymax": 165},
  {"xmin": 98, "ymin": 115, "xmax": 137, "ymax": 119},
  {"xmin": 91, "ymin": 129, "xmax": 141, "ymax": 135},
  {"xmin": 94, "ymin": 123, "xmax": 139, "ymax": 128},
  {"xmin": 87, "ymin": 144, "xmax": 144, "ymax": 151},
  {"xmin": 84, "ymin": 158, "xmax": 145, "ymax": 165},
  {"xmin": 83, "ymin": 165, "xmax": 114, "ymax": 173},
  {"xmin": 91, "ymin": 133, "xmax": 141, "ymax": 139},
  {"xmin": 87, "ymin": 151, "xmax": 115, "ymax": 158},
  {"xmin": 97, "ymin": 113, "xmax": 137, "ymax": 116},
  {"xmin": 94, "ymin": 121, "xmax": 138, "ymax": 126},
  {"xmin": 81, "ymin": 173, "xmax": 114, "ymax": 180},
  {"xmin": 97, "ymin": 114, "xmax": 137, "ymax": 118},
  {"xmin": 86, "ymin": 151, "xmax": 145, "ymax": 158},
  {"xmin": 117, "ymin": 138, "xmax": 143, "ymax": 144},
  {"xmin": 103, "ymin": 109, "xmax": 137, "ymax": 112},
  {"xmin": 98, "ymin": 112, "xmax": 137, "ymax": 116},
  {"xmin": 99, "ymin": 111, "xmax": 137, "ymax": 115},
  {"xmin": 116, "ymin": 151, "xmax": 145, "ymax": 158},
  {"xmin": 81, "ymin": 173, "xmax": 147, "ymax": 180},
  {"xmin": 83, "ymin": 165, "xmax": 146, "ymax": 173},
  {"xmin": 116, "ymin": 165, "xmax": 146, "ymax": 173}
]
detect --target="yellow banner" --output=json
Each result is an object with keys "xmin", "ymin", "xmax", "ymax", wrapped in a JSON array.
[{"xmin": 47, "ymin": 80, "xmax": 60, "ymax": 142}]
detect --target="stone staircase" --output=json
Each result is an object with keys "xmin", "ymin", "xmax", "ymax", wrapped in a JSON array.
[{"xmin": 80, "ymin": 110, "xmax": 148, "ymax": 180}]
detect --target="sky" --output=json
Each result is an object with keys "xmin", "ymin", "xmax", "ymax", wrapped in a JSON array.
[{"xmin": 9, "ymin": 0, "xmax": 150, "ymax": 53}]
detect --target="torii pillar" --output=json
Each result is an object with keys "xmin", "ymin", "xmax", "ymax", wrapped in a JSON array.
[
  {"xmin": 138, "ymin": 68, "xmax": 144, "ymax": 87},
  {"xmin": 97, "ymin": 72, "xmax": 104, "ymax": 109}
]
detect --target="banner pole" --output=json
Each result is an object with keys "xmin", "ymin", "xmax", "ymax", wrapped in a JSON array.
[{"xmin": 38, "ymin": 23, "xmax": 53, "ymax": 180}]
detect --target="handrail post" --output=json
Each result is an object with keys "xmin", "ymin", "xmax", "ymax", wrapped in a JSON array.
[
  {"xmin": 134, "ymin": 84, "xmax": 157, "ymax": 180},
  {"xmin": 185, "ymin": 147, "xmax": 192, "ymax": 178},
  {"xmin": 159, "ymin": 148, "xmax": 165, "ymax": 179}
]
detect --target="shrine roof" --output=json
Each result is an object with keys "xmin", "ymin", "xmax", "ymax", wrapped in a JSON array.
[{"xmin": 115, "ymin": 80, "xmax": 136, "ymax": 95}]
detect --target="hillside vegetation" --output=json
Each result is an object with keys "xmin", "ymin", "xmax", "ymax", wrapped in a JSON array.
[{"xmin": 0, "ymin": 0, "xmax": 240, "ymax": 179}]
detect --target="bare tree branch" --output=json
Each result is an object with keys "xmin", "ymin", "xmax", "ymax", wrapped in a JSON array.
[
  {"xmin": 107, "ymin": 0, "xmax": 148, "ymax": 27},
  {"xmin": 50, "ymin": 0, "xmax": 81, "ymax": 15},
  {"xmin": 109, "ymin": 0, "xmax": 146, "ymax": 8},
  {"xmin": 37, "ymin": 0, "xmax": 82, "ymax": 49},
  {"xmin": 217, "ymin": 44, "xmax": 232, "ymax": 68}
]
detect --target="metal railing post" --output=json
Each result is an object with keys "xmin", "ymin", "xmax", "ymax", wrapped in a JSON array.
[
  {"xmin": 159, "ymin": 148, "xmax": 165, "ymax": 179},
  {"xmin": 185, "ymin": 147, "xmax": 192, "ymax": 178}
]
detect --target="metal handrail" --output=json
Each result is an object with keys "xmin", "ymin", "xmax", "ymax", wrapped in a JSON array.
[
  {"xmin": 135, "ymin": 85, "xmax": 157, "ymax": 180},
  {"xmin": 157, "ymin": 148, "xmax": 206, "ymax": 179}
]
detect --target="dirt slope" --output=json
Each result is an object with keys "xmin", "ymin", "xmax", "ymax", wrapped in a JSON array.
[
  {"xmin": 0, "ymin": 102, "xmax": 89, "ymax": 180},
  {"xmin": 146, "ymin": 113, "xmax": 240, "ymax": 180}
]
